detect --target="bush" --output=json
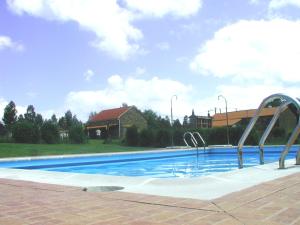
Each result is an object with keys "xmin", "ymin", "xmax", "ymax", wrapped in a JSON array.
[
  {"xmin": 12, "ymin": 121, "xmax": 40, "ymax": 143},
  {"xmin": 173, "ymin": 129, "xmax": 184, "ymax": 146},
  {"xmin": 69, "ymin": 125, "xmax": 87, "ymax": 144},
  {"xmin": 271, "ymin": 127, "xmax": 286, "ymax": 138},
  {"xmin": 0, "ymin": 136, "xmax": 14, "ymax": 143},
  {"xmin": 206, "ymin": 127, "xmax": 227, "ymax": 145},
  {"xmin": 41, "ymin": 121, "xmax": 59, "ymax": 144},
  {"xmin": 0, "ymin": 122, "xmax": 7, "ymax": 136},
  {"xmin": 139, "ymin": 129, "xmax": 154, "ymax": 147},
  {"xmin": 155, "ymin": 129, "xmax": 171, "ymax": 147},
  {"xmin": 125, "ymin": 126, "xmax": 139, "ymax": 146},
  {"xmin": 228, "ymin": 126, "xmax": 244, "ymax": 146}
]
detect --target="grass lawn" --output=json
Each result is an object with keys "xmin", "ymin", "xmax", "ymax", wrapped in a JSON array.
[{"xmin": 0, "ymin": 139, "xmax": 156, "ymax": 158}]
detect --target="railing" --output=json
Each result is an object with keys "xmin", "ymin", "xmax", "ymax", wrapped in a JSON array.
[
  {"xmin": 237, "ymin": 93, "xmax": 300, "ymax": 169},
  {"xmin": 258, "ymin": 101, "xmax": 290, "ymax": 164},
  {"xmin": 183, "ymin": 132, "xmax": 198, "ymax": 148},
  {"xmin": 193, "ymin": 132, "xmax": 206, "ymax": 150},
  {"xmin": 183, "ymin": 131, "xmax": 206, "ymax": 149}
]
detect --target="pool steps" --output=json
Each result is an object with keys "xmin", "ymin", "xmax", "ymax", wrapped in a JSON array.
[
  {"xmin": 237, "ymin": 93, "xmax": 300, "ymax": 169},
  {"xmin": 183, "ymin": 132, "xmax": 206, "ymax": 150}
]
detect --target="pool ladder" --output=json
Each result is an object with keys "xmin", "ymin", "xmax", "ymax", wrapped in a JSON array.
[
  {"xmin": 183, "ymin": 132, "xmax": 206, "ymax": 151},
  {"xmin": 237, "ymin": 93, "xmax": 300, "ymax": 169}
]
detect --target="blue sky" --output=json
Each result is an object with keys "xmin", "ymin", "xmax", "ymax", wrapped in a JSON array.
[{"xmin": 0, "ymin": 0, "xmax": 300, "ymax": 122}]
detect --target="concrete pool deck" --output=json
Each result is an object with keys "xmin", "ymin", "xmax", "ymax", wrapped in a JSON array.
[
  {"xmin": 0, "ymin": 158, "xmax": 299, "ymax": 200},
  {"xmin": 0, "ymin": 172, "xmax": 300, "ymax": 225}
]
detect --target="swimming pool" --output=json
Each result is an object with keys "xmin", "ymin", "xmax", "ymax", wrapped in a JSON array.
[{"xmin": 0, "ymin": 145, "xmax": 298, "ymax": 178}]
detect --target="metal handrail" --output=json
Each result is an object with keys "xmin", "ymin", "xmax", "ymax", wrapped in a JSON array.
[
  {"xmin": 279, "ymin": 121, "xmax": 300, "ymax": 168},
  {"xmin": 237, "ymin": 93, "xmax": 300, "ymax": 169},
  {"xmin": 183, "ymin": 132, "xmax": 198, "ymax": 148},
  {"xmin": 258, "ymin": 101, "xmax": 290, "ymax": 164},
  {"xmin": 193, "ymin": 132, "xmax": 206, "ymax": 150}
]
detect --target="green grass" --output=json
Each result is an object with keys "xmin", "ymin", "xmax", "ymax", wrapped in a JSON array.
[{"xmin": 0, "ymin": 139, "xmax": 156, "ymax": 158}]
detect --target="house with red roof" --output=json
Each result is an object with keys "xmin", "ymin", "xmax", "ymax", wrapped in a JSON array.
[{"xmin": 86, "ymin": 105, "xmax": 147, "ymax": 139}]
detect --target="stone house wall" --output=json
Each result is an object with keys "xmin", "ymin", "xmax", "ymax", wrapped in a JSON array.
[{"xmin": 120, "ymin": 107, "xmax": 147, "ymax": 138}]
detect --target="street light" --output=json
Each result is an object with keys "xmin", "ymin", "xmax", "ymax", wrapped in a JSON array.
[
  {"xmin": 170, "ymin": 95, "xmax": 177, "ymax": 147},
  {"xmin": 218, "ymin": 95, "xmax": 230, "ymax": 145}
]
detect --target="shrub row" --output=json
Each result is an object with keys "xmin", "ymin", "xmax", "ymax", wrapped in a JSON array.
[
  {"xmin": 11, "ymin": 121, "xmax": 87, "ymax": 144},
  {"xmin": 124, "ymin": 125, "xmax": 291, "ymax": 148}
]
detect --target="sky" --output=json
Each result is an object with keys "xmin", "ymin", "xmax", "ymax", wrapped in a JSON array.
[{"xmin": 0, "ymin": 0, "xmax": 300, "ymax": 122}]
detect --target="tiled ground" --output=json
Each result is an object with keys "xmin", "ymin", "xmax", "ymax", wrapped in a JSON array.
[{"xmin": 0, "ymin": 172, "xmax": 300, "ymax": 225}]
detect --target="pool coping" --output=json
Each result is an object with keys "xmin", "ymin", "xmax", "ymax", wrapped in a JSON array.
[
  {"xmin": 0, "ymin": 144, "xmax": 295, "ymax": 162},
  {"xmin": 0, "ymin": 151, "xmax": 299, "ymax": 200}
]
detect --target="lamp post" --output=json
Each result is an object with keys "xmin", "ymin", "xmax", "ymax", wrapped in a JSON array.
[
  {"xmin": 171, "ymin": 95, "xmax": 177, "ymax": 147},
  {"xmin": 218, "ymin": 95, "xmax": 230, "ymax": 145}
]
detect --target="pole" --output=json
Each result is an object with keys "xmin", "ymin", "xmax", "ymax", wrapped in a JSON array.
[
  {"xmin": 171, "ymin": 95, "xmax": 177, "ymax": 147},
  {"xmin": 218, "ymin": 95, "xmax": 230, "ymax": 145}
]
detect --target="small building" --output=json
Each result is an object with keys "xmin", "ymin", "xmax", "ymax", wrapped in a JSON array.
[
  {"xmin": 86, "ymin": 106, "xmax": 147, "ymax": 139},
  {"xmin": 58, "ymin": 129, "xmax": 69, "ymax": 140},
  {"xmin": 189, "ymin": 110, "xmax": 212, "ymax": 128}
]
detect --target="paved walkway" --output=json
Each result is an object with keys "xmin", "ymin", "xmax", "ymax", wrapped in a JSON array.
[{"xmin": 0, "ymin": 173, "xmax": 300, "ymax": 225}]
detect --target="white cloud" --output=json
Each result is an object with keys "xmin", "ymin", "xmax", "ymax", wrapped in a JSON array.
[
  {"xmin": 124, "ymin": 0, "xmax": 202, "ymax": 18},
  {"xmin": 7, "ymin": 0, "xmax": 142, "ymax": 60},
  {"xmin": 190, "ymin": 19, "xmax": 300, "ymax": 83},
  {"xmin": 213, "ymin": 84, "xmax": 299, "ymax": 111},
  {"xmin": 64, "ymin": 75, "xmax": 194, "ymax": 121},
  {"xmin": 156, "ymin": 42, "xmax": 170, "ymax": 51},
  {"xmin": 0, "ymin": 35, "xmax": 24, "ymax": 51},
  {"xmin": 83, "ymin": 69, "xmax": 94, "ymax": 81},
  {"xmin": 269, "ymin": 0, "xmax": 300, "ymax": 9},
  {"xmin": 135, "ymin": 67, "xmax": 146, "ymax": 76},
  {"xmin": 249, "ymin": 0, "xmax": 261, "ymax": 5},
  {"xmin": 189, "ymin": 18, "xmax": 300, "ymax": 115},
  {"xmin": 7, "ymin": 0, "xmax": 202, "ymax": 60}
]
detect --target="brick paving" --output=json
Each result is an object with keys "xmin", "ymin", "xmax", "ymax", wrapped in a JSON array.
[{"xmin": 0, "ymin": 172, "xmax": 299, "ymax": 225}]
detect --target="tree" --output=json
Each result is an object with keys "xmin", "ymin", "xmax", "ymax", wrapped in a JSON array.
[
  {"xmin": 125, "ymin": 126, "xmax": 139, "ymax": 146},
  {"xmin": 88, "ymin": 111, "xmax": 97, "ymax": 121},
  {"xmin": 173, "ymin": 119, "xmax": 182, "ymax": 129},
  {"xmin": 142, "ymin": 110, "xmax": 159, "ymax": 129},
  {"xmin": 58, "ymin": 117, "xmax": 67, "ymax": 130},
  {"xmin": 24, "ymin": 105, "xmax": 36, "ymax": 123},
  {"xmin": 41, "ymin": 120, "xmax": 59, "ymax": 144},
  {"xmin": 266, "ymin": 99, "xmax": 282, "ymax": 107},
  {"xmin": 155, "ymin": 129, "xmax": 171, "ymax": 147},
  {"xmin": 69, "ymin": 124, "xmax": 87, "ymax": 144},
  {"xmin": 50, "ymin": 114, "xmax": 58, "ymax": 124},
  {"xmin": 65, "ymin": 110, "xmax": 73, "ymax": 129},
  {"xmin": 183, "ymin": 115, "xmax": 189, "ymax": 128},
  {"xmin": 18, "ymin": 114, "xmax": 25, "ymax": 121},
  {"xmin": 35, "ymin": 113, "xmax": 44, "ymax": 128},
  {"xmin": 157, "ymin": 116, "xmax": 171, "ymax": 129},
  {"xmin": 139, "ymin": 129, "xmax": 154, "ymax": 147},
  {"xmin": 2, "ymin": 101, "xmax": 17, "ymax": 133},
  {"xmin": 72, "ymin": 115, "xmax": 81, "ymax": 126},
  {"xmin": 12, "ymin": 120, "xmax": 40, "ymax": 143},
  {"xmin": 0, "ymin": 121, "xmax": 6, "ymax": 136}
]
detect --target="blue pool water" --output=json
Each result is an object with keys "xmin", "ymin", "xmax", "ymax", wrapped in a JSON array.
[{"xmin": 0, "ymin": 146, "xmax": 298, "ymax": 178}]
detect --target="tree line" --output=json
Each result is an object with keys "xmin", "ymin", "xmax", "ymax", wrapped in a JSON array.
[
  {"xmin": 0, "ymin": 102, "xmax": 295, "ymax": 146},
  {"xmin": 0, "ymin": 101, "xmax": 86, "ymax": 144},
  {"xmin": 124, "ymin": 109, "xmax": 293, "ymax": 148}
]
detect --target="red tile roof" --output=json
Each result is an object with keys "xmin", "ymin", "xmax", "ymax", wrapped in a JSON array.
[
  {"xmin": 90, "ymin": 107, "xmax": 130, "ymax": 122},
  {"xmin": 212, "ymin": 107, "xmax": 277, "ymax": 127}
]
